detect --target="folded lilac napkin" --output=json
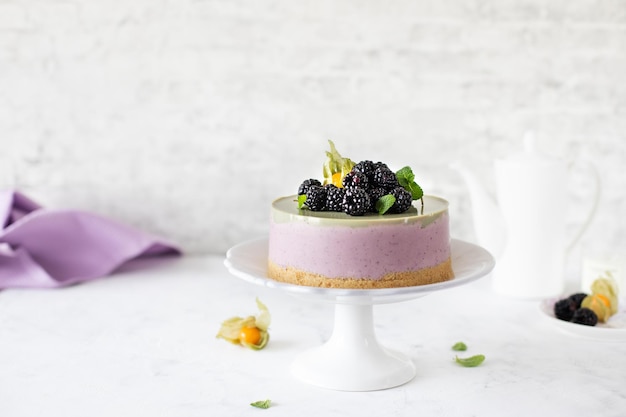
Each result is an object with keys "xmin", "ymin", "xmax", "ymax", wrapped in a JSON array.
[{"xmin": 0, "ymin": 190, "xmax": 181, "ymax": 289}]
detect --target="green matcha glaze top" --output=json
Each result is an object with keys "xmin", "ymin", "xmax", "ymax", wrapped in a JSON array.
[{"xmin": 271, "ymin": 195, "xmax": 448, "ymax": 228}]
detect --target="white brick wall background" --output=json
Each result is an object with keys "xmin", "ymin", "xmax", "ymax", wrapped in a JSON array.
[{"xmin": 1, "ymin": 1, "xmax": 625, "ymax": 274}]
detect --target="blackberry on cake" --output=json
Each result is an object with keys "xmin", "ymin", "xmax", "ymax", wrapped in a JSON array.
[
  {"xmin": 352, "ymin": 160, "xmax": 376, "ymax": 181},
  {"xmin": 390, "ymin": 186, "xmax": 413, "ymax": 214},
  {"xmin": 367, "ymin": 187, "xmax": 389, "ymax": 212},
  {"xmin": 342, "ymin": 170, "xmax": 369, "ymax": 189},
  {"xmin": 304, "ymin": 185, "xmax": 327, "ymax": 211},
  {"xmin": 324, "ymin": 184, "xmax": 345, "ymax": 212},
  {"xmin": 372, "ymin": 166, "xmax": 399, "ymax": 189},
  {"xmin": 343, "ymin": 187, "xmax": 370, "ymax": 216},
  {"xmin": 294, "ymin": 141, "xmax": 424, "ymax": 216},
  {"xmin": 298, "ymin": 179, "xmax": 322, "ymax": 196}
]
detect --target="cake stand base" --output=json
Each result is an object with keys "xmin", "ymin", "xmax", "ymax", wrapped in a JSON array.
[{"xmin": 291, "ymin": 302, "xmax": 415, "ymax": 391}]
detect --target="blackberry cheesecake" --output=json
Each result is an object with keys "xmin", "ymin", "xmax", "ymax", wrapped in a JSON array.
[{"xmin": 267, "ymin": 142, "xmax": 454, "ymax": 289}]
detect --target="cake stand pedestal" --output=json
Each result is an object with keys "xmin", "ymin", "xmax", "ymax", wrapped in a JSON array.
[
  {"xmin": 224, "ymin": 238, "xmax": 494, "ymax": 392},
  {"xmin": 291, "ymin": 301, "xmax": 415, "ymax": 391}
]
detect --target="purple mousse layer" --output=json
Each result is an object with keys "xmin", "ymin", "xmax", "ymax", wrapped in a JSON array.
[{"xmin": 268, "ymin": 196, "xmax": 451, "ymax": 280}]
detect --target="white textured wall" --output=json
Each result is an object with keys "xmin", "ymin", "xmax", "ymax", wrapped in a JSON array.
[{"xmin": 2, "ymin": 0, "xmax": 625, "ymax": 263}]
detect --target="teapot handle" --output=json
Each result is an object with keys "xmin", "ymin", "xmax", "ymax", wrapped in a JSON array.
[{"xmin": 566, "ymin": 158, "xmax": 601, "ymax": 253}]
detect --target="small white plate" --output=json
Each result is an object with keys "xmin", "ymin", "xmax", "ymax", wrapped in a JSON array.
[{"xmin": 540, "ymin": 297, "xmax": 626, "ymax": 342}]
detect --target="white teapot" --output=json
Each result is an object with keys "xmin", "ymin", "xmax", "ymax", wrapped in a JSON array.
[{"xmin": 452, "ymin": 134, "xmax": 600, "ymax": 298}]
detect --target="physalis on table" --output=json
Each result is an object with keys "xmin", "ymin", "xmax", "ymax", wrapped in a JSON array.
[{"xmin": 216, "ymin": 298, "xmax": 271, "ymax": 350}]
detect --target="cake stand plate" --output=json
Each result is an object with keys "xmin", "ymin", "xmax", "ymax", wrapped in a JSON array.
[{"xmin": 224, "ymin": 238, "xmax": 494, "ymax": 391}]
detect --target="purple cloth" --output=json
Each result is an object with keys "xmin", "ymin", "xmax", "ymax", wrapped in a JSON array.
[{"xmin": 0, "ymin": 190, "xmax": 181, "ymax": 289}]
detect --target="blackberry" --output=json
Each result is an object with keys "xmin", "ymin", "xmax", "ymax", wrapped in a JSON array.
[
  {"xmin": 390, "ymin": 186, "xmax": 413, "ymax": 213},
  {"xmin": 367, "ymin": 187, "xmax": 389, "ymax": 212},
  {"xmin": 343, "ymin": 187, "xmax": 371, "ymax": 216},
  {"xmin": 374, "ymin": 161, "xmax": 389, "ymax": 170},
  {"xmin": 352, "ymin": 160, "xmax": 376, "ymax": 181},
  {"xmin": 372, "ymin": 166, "xmax": 399, "ymax": 189},
  {"xmin": 304, "ymin": 185, "xmax": 327, "ymax": 211},
  {"xmin": 554, "ymin": 298, "xmax": 577, "ymax": 321},
  {"xmin": 298, "ymin": 178, "xmax": 322, "ymax": 196},
  {"xmin": 568, "ymin": 293, "xmax": 587, "ymax": 309},
  {"xmin": 324, "ymin": 184, "xmax": 345, "ymax": 212},
  {"xmin": 571, "ymin": 307, "xmax": 598, "ymax": 326},
  {"xmin": 342, "ymin": 170, "xmax": 369, "ymax": 189},
  {"xmin": 554, "ymin": 292, "xmax": 589, "ymax": 321}
]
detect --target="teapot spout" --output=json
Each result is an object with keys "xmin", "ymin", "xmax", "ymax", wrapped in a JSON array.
[{"xmin": 450, "ymin": 163, "xmax": 506, "ymax": 258}]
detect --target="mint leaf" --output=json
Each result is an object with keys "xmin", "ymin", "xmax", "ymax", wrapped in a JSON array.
[
  {"xmin": 375, "ymin": 194, "xmax": 395, "ymax": 214},
  {"xmin": 250, "ymin": 399, "xmax": 271, "ymax": 409},
  {"xmin": 455, "ymin": 354, "xmax": 485, "ymax": 367},
  {"xmin": 407, "ymin": 182, "xmax": 423, "ymax": 200},
  {"xmin": 452, "ymin": 342, "xmax": 467, "ymax": 351},
  {"xmin": 396, "ymin": 166, "xmax": 415, "ymax": 185},
  {"xmin": 297, "ymin": 194, "xmax": 306, "ymax": 209},
  {"xmin": 395, "ymin": 166, "xmax": 423, "ymax": 200}
]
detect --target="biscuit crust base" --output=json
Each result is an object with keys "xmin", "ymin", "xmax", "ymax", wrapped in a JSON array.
[{"xmin": 267, "ymin": 258, "xmax": 454, "ymax": 289}]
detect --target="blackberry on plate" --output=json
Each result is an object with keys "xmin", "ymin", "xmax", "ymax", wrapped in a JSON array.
[
  {"xmin": 571, "ymin": 307, "xmax": 598, "ymax": 326},
  {"xmin": 298, "ymin": 179, "xmax": 322, "ymax": 196},
  {"xmin": 372, "ymin": 166, "xmax": 399, "ymax": 189},
  {"xmin": 342, "ymin": 170, "xmax": 369, "ymax": 189},
  {"xmin": 343, "ymin": 187, "xmax": 370, "ymax": 216},
  {"xmin": 390, "ymin": 186, "xmax": 413, "ymax": 213},
  {"xmin": 304, "ymin": 185, "xmax": 327, "ymax": 211},
  {"xmin": 554, "ymin": 298, "xmax": 577, "ymax": 321},
  {"xmin": 554, "ymin": 292, "xmax": 589, "ymax": 321},
  {"xmin": 367, "ymin": 187, "xmax": 388, "ymax": 212},
  {"xmin": 568, "ymin": 293, "xmax": 587, "ymax": 309},
  {"xmin": 325, "ymin": 184, "xmax": 345, "ymax": 212}
]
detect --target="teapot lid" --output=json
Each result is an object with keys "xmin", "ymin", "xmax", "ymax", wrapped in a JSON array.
[{"xmin": 499, "ymin": 132, "xmax": 563, "ymax": 167}]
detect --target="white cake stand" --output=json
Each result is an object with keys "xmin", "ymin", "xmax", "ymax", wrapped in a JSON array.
[{"xmin": 224, "ymin": 238, "xmax": 494, "ymax": 392}]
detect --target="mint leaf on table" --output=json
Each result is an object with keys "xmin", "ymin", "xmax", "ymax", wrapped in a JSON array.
[
  {"xmin": 250, "ymin": 399, "xmax": 271, "ymax": 409},
  {"xmin": 451, "ymin": 342, "xmax": 467, "ymax": 351},
  {"xmin": 455, "ymin": 354, "xmax": 485, "ymax": 367}
]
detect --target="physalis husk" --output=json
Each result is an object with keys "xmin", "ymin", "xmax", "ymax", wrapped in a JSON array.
[
  {"xmin": 582, "ymin": 272, "xmax": 620, "ymax": 322},
  {"xmin": 322, "ymin": 140, "xmax": 355, "ymax": 187},
  {"xmin": 216, "ymin": 298, "xmax": 271, "ymax": 350}
]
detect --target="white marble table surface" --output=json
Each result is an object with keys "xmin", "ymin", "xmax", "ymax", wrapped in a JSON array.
[{"xmin": 1, "ymin": 255, "xmax": 625, "ymax": 417}]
